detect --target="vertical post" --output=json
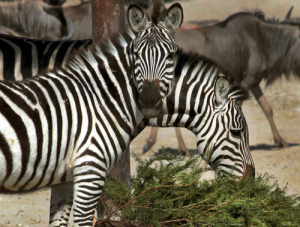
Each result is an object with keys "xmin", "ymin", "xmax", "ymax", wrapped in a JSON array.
[
  {"xmin": 91, "ymin": 0, "xmax": 125, "ymax": 45},
  {"xmin": 91, "ymin": 0, "xmax": 131, "ymax": 219}
]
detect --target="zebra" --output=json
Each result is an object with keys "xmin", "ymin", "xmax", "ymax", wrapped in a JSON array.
[
  {"xmin": 0, "ymin": 0, "xmax": 255, "ymax": 218},
  {"xmin": 0, "ymin": 34, "xmax": 92, "ymax": 81},
  {"xmin": 0, "ymin": 1, "xmax": 183, "ymax": 226},
  {"xmin": 134, "ymin": 49, "xmax": 255, "ymax": 178}
]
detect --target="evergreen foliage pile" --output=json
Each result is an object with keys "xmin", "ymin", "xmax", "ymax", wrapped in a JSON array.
[{"xmin": 102, "ymin": 153, "xmax": 300, "ymax": 226}]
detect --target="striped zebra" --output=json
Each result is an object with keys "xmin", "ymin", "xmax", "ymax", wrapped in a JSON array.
[
  {"xmin": 135, "ymin": 49, "xmax": 255, "ymax": 177},
  {"xmin": 0, "ymin": 1, "xmax": 183, "ymax": 226},
  {"xmin": 0, "ymin": 34, "xmax": 92, "ymax": 81}
]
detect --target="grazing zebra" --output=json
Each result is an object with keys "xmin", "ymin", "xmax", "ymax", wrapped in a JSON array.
[
  {"xmin": 143, "ymin": 8, "xmax": 300, "ymax": 152},
  {"xmin": 135, "ymin": 49, "xmax": 255, "ymax": 177},
  {"xmin": 0, "ymin": 34, "xmax": 92, "ymax": 81},
  {"xmin": 0, "ymin": 1, "xmax": 183, "ymax": 226}
]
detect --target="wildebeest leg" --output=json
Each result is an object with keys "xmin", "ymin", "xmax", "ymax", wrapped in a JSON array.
[
  {"xmin": 250, "ymin": 85, "xmax": 288, "ymax": 148},
  {"xmin": 175, "ymin": 128, "xmax": 190, "ymax": 156},
  {"xmin": 142, "ymin": 127, "xmax": 158, "ymax": 154},
  {"xmin": 49, "ymin": 182, "xmax": 73, "ymax": 226}
]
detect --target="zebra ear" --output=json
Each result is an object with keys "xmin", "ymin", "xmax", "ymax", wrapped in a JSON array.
[
  {"xmin": 128, "ymin": 4, "xmax": 148, "ymax": 32},
  {"xmin": 215, "ymin": 74, "xmax": 229, "ymax": 106},
  {"xmin": 165, "ymin": 3, "xmax": 183, "ymax": 32}
]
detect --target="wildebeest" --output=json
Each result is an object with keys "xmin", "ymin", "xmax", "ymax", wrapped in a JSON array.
[
  {"xmin": 0, "ymin": 0, "xmax": 71, "ymax": 39},
  {"xmin": 0, "ymin": 26, "xmax": 20, "ymax": 36},
  {"xmin": 143, "ymin": 9, "xmax": 300, "ymax": 154},
  {"xmin": 62, "ymin": 0, "xmax": 92, "ymax": 40}
]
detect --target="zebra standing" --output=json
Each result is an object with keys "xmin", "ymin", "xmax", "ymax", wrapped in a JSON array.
[
  {"xmin": 135, "ymin": 49, "xmax": 255, "ymax": 177},
  {"xmin": 0, "ymin": 1, "xmax": 183, "ymax": 226},
  {"xmin": 0, "ymin": 34, "xmax": 92, "ymax": 81}
]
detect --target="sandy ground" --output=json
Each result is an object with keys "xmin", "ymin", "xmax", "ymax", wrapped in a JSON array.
[{"xmin": 1, "ymin": 0, "xmax": 300, "ymax": 226}]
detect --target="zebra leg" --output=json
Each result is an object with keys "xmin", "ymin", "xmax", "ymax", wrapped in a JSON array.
[
  {"xmin": 175, "ymin": 128, "xmax": 190, "ymax": 156},
  {"xmin": 49, "ymin": 182, "xmax": 74, "ymax": 227},
  {"xmin": 250, "ymin": 85, "xmax": 288, "ymax": 148},
  {"xmin": 72, "ymin": 153, "xmax": 107, "ymax": 227},
  {"xmin": 143, "ymin": 127, "xmax": 158, "ymax": 154}
]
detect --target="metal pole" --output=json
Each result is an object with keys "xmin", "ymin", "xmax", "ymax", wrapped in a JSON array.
[{"xmin": 91, "ymin": 0, "xmax": 130, "ymax": 220}]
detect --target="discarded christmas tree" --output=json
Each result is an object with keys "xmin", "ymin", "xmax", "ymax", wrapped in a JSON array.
[{"xmin": 99, "ymin": 153, "xmax": 300, "ymax": 227}]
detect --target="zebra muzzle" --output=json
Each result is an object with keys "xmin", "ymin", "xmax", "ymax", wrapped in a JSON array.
[{"xmin": 138, "ymin": 98, "xmax": 163, "ymax": 118}]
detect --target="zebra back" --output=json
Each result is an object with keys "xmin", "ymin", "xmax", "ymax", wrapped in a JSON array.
[{"xmin": 0, "ymin": 30, "xmax": 141, "ymax": 226}]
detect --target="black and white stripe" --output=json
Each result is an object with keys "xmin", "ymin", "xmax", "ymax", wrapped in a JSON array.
[
  {"xmin": 0, "ymin": 34, "xmax": 92, "ymax": 81},
  {"xmin": 0, "ymin": 9, "xmax": 184, "ymax": 227},
  {"xmin": 0, "ymin": 36, "xmax": 137, "ymax": 226},
  {"xmin": 0, "ymin": 33, "xmax": 255, "ymax": 227},
  {"xmin": 0, "ymin": 1, "xmax": 184, "ymax": 225},
  {"xmin": 136, "ymin": 49, "xmax": 255, "ymax": 177},
  {"xmin": 133, "ymin": 22, "xmax": 176, "ymax": 97}
]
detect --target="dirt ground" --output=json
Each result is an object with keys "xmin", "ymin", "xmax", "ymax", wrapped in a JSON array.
[{"xmin": 1, "ymin": 0, "xmax": 300, "ymax": 226}]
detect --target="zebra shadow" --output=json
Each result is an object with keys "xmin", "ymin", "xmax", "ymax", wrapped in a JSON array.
[
  {"xmin": 154, "ymin": 143, "xmax": 300, "ymax": 156},
  {"xmin": 250, "ymin": 143, "xmax": 300, "ymax": 151},
  {"xmin": 155, "ymin": 147, "xmax": 199, "ymax": 156}
]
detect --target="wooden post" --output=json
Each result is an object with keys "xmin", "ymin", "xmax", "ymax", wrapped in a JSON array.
[
  {"xmin": 91, "ymin": 0, "xmax": 125, "ymax": 45},
  {"xmin": 91, "ymin": 0, "xmax": 130, "ymax": 220}
]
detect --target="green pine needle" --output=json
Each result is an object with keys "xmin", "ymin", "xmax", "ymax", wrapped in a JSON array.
[{"xmin": 102, "ymin": 152, "xmax": 300, "ymax": 226}]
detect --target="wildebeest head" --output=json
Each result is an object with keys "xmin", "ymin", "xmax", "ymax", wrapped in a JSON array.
[
  {"xmin": 285, "ymin": 32, "xmax": 300, "ymax": 79},
  {"xmin": 128, "ymin": 0, "xmax": 183, "ymax": 118},
  {"xmin": 277, "ymin": 6, "xmax": 300, "ymax": 80},
  {"xmin": 257, "ymin": 7, "xmax": 300, "ymax": 83}
]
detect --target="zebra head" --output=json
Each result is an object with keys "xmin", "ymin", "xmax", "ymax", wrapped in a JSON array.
[
  {"xmin": 197, "ymin": 75, "xmax": 255, "ymax": 178},
  {"xmin": 128, "ymin": 0, "xmax": 183, "ymax": 118}
]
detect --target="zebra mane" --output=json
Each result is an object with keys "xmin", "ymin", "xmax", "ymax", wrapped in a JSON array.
[
  {"xmin": 61, "ymin": 28, "xmax": 135, "ymax": 82},
  {"xmin": 145, "ymin": 0, "xmax": 167, "ymax": 25},
  {"xmin": 175, "ymin": 48, "xmax": 249, "ymax": 102},
  {"xmin": 71, "ymin": 27, "xmax": 134, "ymax": 55}
]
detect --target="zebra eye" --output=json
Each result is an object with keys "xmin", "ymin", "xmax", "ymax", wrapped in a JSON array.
[
  {"xmin": 230, "ymin": 129, "xmax": 241, "ymax": 138},
  {"xmin": 166, "ymin": 52, "xmax": 174, "ymax": 61}
]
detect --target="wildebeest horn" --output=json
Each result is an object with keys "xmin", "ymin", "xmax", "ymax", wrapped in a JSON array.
[{"xmin": 284, "ymin": 6, "xmax": 294, "ymax": 21}]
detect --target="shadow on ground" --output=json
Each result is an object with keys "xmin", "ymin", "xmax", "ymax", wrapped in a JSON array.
[
  {"xmin": 250, "ymin": 143, "xmax": 300, "ymax": 151},
  {"xmin": 153, "ymin": 143, "xmax": 300, "ymax": 156},
  {"xmin": 155, "ymin": 147, "xmax": 199, "ymax": 156}
]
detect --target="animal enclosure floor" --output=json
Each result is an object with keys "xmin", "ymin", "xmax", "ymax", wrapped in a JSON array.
[{"xmin": 1, "ymin": 0, "xmax": 300, "ymax": 226}]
